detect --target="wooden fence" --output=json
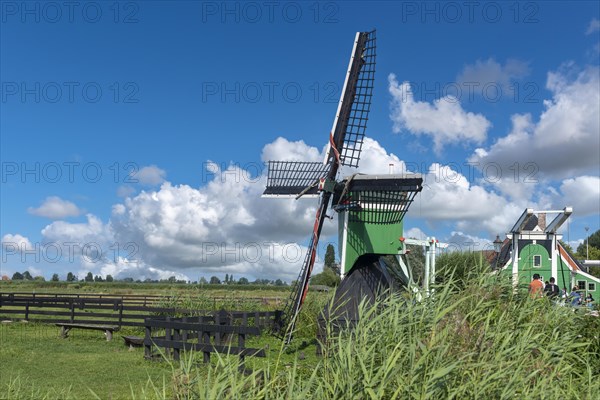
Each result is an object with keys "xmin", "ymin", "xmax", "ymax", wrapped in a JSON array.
[
  {"xmin": 143, "ymin": 310, "xmax": 282, "ymax": 365},
  {"xmin": 0, "ymin": 293, "xmax": 282, "ymax": 330},
  {"xmin": 1, "ymin": 291, "xmax": 282, "ymax": 308}
]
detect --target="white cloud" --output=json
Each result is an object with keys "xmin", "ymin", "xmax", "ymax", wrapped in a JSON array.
[
  {"xmin": 27, "ymin": 266, "xmax": 43, "ymax": 277},
  {"xmin": 470, "ymin": 65, "xmax": 600, "ymax": 180},
  {"xmin": 27, "ymin": 196, "xmax": 82, "ymax": 219},
  {"xmin": 457, "ymin": 58, "xmax": 530, "ymax": 90},
  {"xmin": 98, "ymin": 257, "xmax": 190, "ymax": 282},
  {"xmin": 404, "ymin": 227, "xmax": 427, "ymax": 240},
  {"xmin": 407, "ymin": 162, "xmax": 529, "ymax": 236},
  {"xmin": 445, "ymin": 231, "xmax": 493, "ymax": 252},
  {"xmin": 136, "ymin": 165, "xmax": 166, "ymax": 186},
  {"xmin": 339, "ymin": 137, "xmax": 408, "ymax": 176},
  {"xmin": 557, "ymin": 176, "xmax": 600, "ymax": 216},
  {"xmin": 117, "ymin": 185, "xmax": 136, "ymax": 197},
  {"xmin": 1, "ymin": 233, "xmax": 34, "ymax": 252},
  {"xmin": 586, "ymin": 18, "xmax": 600, "ymax": 35},
  {"xmin": 261, "ymin": 137, "xmax": 323, "ymax": 162},
  {"xmin": 388, "ymin": 73, "xmax": 491, "ymax": 153},
  {"xmin": 108, "ymin": 176, "xmax": 314, "ymax": 281},
  {"xmin": 41, "ymin": 214, "xmax": 111, "ymax": 244}
]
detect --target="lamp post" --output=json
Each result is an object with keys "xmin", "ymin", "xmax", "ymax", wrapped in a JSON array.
[
  {"xmin": 585, "ymin": 226, "xmax": 589, "ymax": 260},
  {"xmin": 493, "ymin": 235, "xmax": 503, "ymax": 268}
]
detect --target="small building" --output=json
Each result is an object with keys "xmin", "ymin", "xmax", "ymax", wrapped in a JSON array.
[{"xmin": 495, "ymin": 207, "xmax": 599, "ymax": 295}]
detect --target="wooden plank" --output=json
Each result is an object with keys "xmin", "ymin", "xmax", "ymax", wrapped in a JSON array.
[
  {"xmin": 145, "ymin": 320, "xmax": 260, "ymax": 335},
  {"xmin": 148, "ymin": 339, "xmax": 266, "ymax": 357},
  {"xmin": 55, "ymin": 323, "xmax": 120, "ymax": 330}
]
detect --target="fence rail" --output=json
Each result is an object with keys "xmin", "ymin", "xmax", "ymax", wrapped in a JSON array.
[
  {"xmin": 0, "ymin": 292, "xmax": 283, "ymax": 307},
  {"xmin": 0, "ymin": 293, "xmax": 282, "ymax": 329}
]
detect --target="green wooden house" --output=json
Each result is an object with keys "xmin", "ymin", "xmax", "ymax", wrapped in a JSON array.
[{"xmin": 496, "ymin": 207, "xmax": 599, "ymax": 295}]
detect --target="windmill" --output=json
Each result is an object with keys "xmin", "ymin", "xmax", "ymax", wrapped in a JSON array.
[{"xmin": 263, "ymin": 30, "xmax": 423, "ymax": 343}]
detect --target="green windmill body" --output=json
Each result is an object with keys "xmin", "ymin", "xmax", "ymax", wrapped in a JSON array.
[{"xmin": 334, "ymin": 174, "xmax": 422, "ymax": 277}]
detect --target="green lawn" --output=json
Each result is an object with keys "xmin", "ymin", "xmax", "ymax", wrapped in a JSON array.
[
  {"xmin": 0, "ymin": 287, "xmax": 326, "ymax": 399},
  {"xmin": 0, "ymin": 322, "xmax": 171, "ymax": 399}
]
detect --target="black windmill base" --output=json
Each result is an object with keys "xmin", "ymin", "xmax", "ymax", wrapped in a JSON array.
[{"xmin": 316, "ymin": 254, "xmax": 408, "ymax": 356}]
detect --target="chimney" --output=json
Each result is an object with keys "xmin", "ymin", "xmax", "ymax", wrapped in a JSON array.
[{"xmin": 537, "ymin": 213, "xmax": 546, "ymax": 231}]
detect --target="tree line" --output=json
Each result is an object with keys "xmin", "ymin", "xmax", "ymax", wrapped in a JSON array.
[{"xmin": 5, "ymin": 271, "xmax": 289, "ymax": 286}]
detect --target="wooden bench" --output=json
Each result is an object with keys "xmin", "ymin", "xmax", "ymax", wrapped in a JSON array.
[
  {"xmin": 56, "ymin": 323, "xmax": 120, "ymax": 341},
  {"xmin": 122, "ymin": 335, "xmax": 144, "ymax": 349},
  {"xmin": 144, "ymin": 317, "xmax": 266, "ymax": 366}
]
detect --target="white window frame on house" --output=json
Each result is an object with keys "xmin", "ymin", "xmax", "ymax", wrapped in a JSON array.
[
  {"xmin": 588, "ymin": 282, "xmax": 596, "ymax": 292},
  {"xmin": 533, "ymin": 255, "xmax": 542, "ymax": 267},
  {"xmin": 577, "ymin": 280, "xmax": 586, "ymax": 290}
]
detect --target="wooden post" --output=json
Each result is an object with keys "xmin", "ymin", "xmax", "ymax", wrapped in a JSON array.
[
  {"xmin": 25, "ymin": 301, "xmax": 29, "ymax": 320},
  {"xmin": 165, "ymin": 316, "xmax": 171, "ymax": 358},
  {"xmin": 118, "ymin": 302, "xmax": 123, "ymax": 328},
  {"xmin": 144, "ymin": 321, "xmax": 152, "ymax": 359},
  {"xmin": 182, "ymin": 317, "xmax": 188, "ymax": 342},
  {"xmin": 202, "ymin": 330, "xmax": 210, "ymax": 364},
  {"xmin": 173, "ymin": 327, "xmax": 180, "ymax": 361},
  {"xmin": 70, "ymin": 300, "xmax": 75, "ymax": 323}
]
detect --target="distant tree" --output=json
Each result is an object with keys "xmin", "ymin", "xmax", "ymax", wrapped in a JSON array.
[
  {"xmin": 587, "ymin": 229, "xmax": 600, "ymax": 248},
  {"xmin": 274, "ymin": 279, "xmax": 285, "ymax": 286},
  {"xmin": 105, "ymin": 275, "xmax": 114, "ymax": 282},
  {"xmin": 12, "ymin": 272, "xmax": 24, "ymax": 280},
  {"xmin": 22, "ymin": 271, "xmax": 33, "ymax": 280},
  {"xmin": 34, "ymin": 276, "xmax": 45, "ymax": 281},
  {"xmin": 66, "ymin": 272, "xmax": 76, "ymax": 282},
  {"xmin": 577, "ymin": 229, "xmax": 600, "ymax": 259},
  {"xmin": 210, "ymin": 276, "xmax": 221, "ymax": 285},
  {"xmin": 310, "ymin": 268, "xmax": 339, "ymax": 287},
  {"xmin": 324, "ymin": 244, "xmax": 336, "ymax": 270},
  {"xmin": 85, "ymin": 272, "xmax": 93, "ymax": 282},
  {"xmin": 94, "ymin": 275, "xmax": 103, "ymax": 282},
  {"xmin": 225, "ymin": 273, "xmax": 229, "ymax": 284},
  {"xmin": 51, "ymin": 273, "xmax": 60, "ymax": 282},
  {"xmin": 167, "ymin": 276, "xmax": 177, "ymax": 283},
  {"xmin": 199, "ymin": 277, "xmax": 208, "ymax": 284},
  {"xmin": 238, "ymin": 277, "xmax": 249, "ymax": 285},
  {"xmin": 230, "ymin": 275, "xmax": 233, "ymax": 284},
  {"xmin": 122, "ymin": 277, "xmax": 134, "ymax": 282},
  {"xmin": 560, "ymin": 240, "xmax": 575, "ymax": 254}
]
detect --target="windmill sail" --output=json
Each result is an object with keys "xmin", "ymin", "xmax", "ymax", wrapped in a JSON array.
[
  {"xmin": 263, "ymin": 161, "xmax": 330, "ymax": 198},
  {"xmin": 279, "ymin": 31, "xmax": 377, "ymax": 343},
  {"xmin": 326, "ymin": 30, "xmax": 376, "ymax": 168}
]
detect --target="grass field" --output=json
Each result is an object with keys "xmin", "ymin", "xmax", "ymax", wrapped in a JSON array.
[
  {"xmin": 0, "ymin": 280, "xmax": 291, "ymax": 298},
  {"xmin": 1, "ymin": 265, "xmax": 599, "ymax": 399}
]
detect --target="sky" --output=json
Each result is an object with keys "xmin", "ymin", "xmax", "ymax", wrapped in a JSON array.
[{"xmin": 1, "ymin": 1, "xmax": 599, "ymax": 282}]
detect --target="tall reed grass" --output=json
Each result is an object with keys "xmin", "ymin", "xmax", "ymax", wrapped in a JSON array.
[
  {"xmin": 4, "ymin": 254, "xmax": 598, "ymax": 399},
  {"xmin": 139, "ymin": 263, "xmax": 600, "ymax": 399}
]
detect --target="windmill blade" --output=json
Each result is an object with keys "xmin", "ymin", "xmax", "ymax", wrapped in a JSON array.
[
  {"xmin": 282, "ymin": 189, "xmax": 332, "ymax": 344},
  {"xmin": 276, "ymin": 31, "xmax": 377, "ymax": 343},
  {"xmin": 325, "ymin": 30, "xmax": 376, "ymax": 168},
  {"xmin": 262, "ymin": 161, "xmax": 331, "ymax": 198}
]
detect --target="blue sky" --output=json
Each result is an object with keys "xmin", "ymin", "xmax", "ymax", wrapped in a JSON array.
[{"xmin": 1, "ymin": 1, "xmax": 599, "ymax": 282}]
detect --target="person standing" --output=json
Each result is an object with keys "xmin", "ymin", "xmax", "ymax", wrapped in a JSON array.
[
  {"xmin": 544, "ymin": 277, "xmax": 560, "ymax": 298},
  {"xmin": 570, "ymin": 287, "xmax": 582, "ymax": 306},
  {"xmin": 529, "ymin": 274, "xmax": 544, "ymax": 298}
]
